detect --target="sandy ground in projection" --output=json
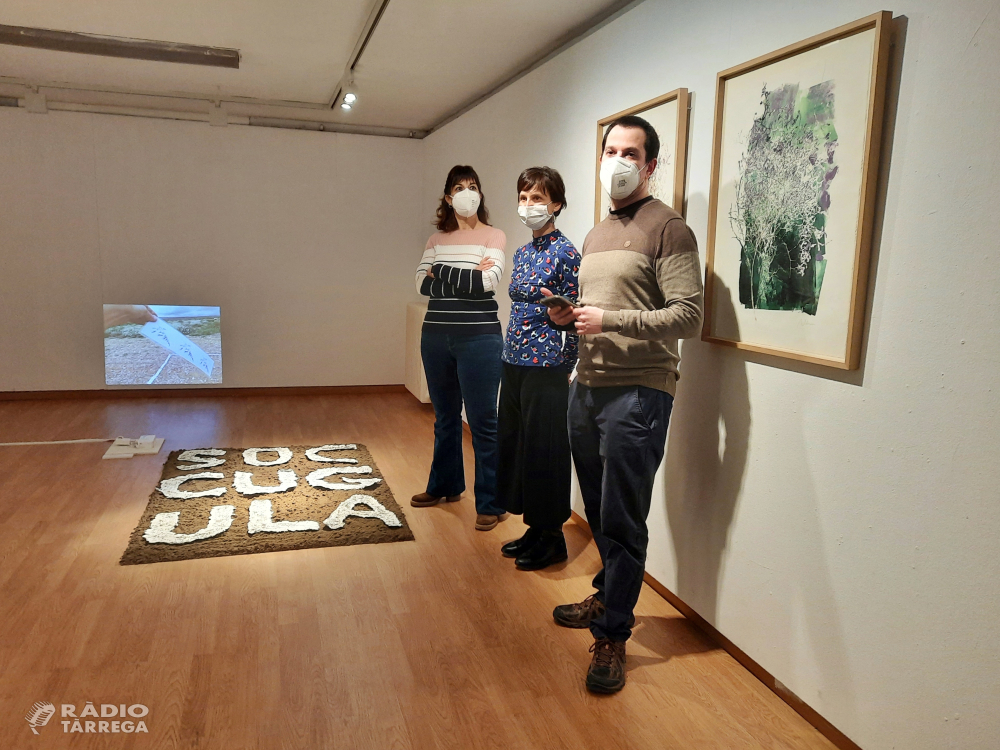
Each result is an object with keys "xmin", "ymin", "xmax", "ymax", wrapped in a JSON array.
[{"xmin": 104, "ymin": 333, "xmax": 223, "ymax": 385}]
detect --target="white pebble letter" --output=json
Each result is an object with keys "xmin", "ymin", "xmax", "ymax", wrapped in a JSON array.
[
  {"xmin": 143, "ymin": 505, "xmax": 235, "ymax": 544},
  {"xmin": 157, "ymin": 472, "xmax": 228, "ymax": 499},
  {"xmin": 176, "ymin": 449, "xmax": 226, "ymax": 470},
  {"xmin": 324, "ymin": 494, "xmax": 401, "ymax": 530},
  {"xmin": 306, "ymin": 467, "xmax": 382, "ymax": 490},
  {"xmin": 305, "ymin": 444, "xmax": 358, "ymax": 463},
  {"xmin": 233, "ymin": 470, "xmax": 298, "ymax": 496},
  {"xmin": 247, "ymin": 499, "xmax": 320, "ymax": 535},
  {"xmin": 242, "ymin": 447, "xmax": 293, "ymax": 466}
]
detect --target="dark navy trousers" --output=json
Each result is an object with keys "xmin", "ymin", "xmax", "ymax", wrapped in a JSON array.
[{"xmin": 567, "ymin": 380, "xmax": 673, "ymax": 642}]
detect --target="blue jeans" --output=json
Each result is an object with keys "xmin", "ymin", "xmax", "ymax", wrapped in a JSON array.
[
  {"xmin": 421, "ymin": 331, "xmax": 504, "ymax": 516},
  {"xmin": 568, "ymin": 381, "xmax": 674, "ymax": 641}
]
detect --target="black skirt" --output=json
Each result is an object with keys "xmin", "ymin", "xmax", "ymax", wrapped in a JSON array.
[{"xmin": 496, "ymin": 362, "xmax": 572, "ymax": 530}]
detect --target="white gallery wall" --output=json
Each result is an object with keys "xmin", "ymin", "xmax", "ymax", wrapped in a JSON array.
[
  {"xmin": 0, "ymin": 109, "xmax": 426, "ymax": 390},
  {"xmin": 0, "ymin": 0, "xmax": 996, "ymax": 747},
  {"xmin": 423, "ymin": 1, "xmax": 999, "ymax": 749}
]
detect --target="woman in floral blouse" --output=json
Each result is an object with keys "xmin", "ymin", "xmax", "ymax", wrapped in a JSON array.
[{"xmin": 497, "ymin": 166, "xmax": 580, "ymax": 570}]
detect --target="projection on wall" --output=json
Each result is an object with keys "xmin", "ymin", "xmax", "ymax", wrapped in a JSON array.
[{"xmin": 103, "ymin": 305, "xmax": 222, "ymax": 385}]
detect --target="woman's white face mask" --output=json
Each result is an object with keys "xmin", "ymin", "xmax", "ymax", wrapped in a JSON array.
[
  {"xmin": 517, "ymin": 203, "xmax": 553, "ymax": 230},
  {"xmin": 600, "ymin": 156, "xmax": 647, "ymax": 200},
  {"xmin": 450, "ymin": 188, "xmax": 481, "ymax": 218}
]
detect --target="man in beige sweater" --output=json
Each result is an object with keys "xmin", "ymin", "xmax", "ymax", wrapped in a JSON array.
[{"xmin": 545, "ymin": 115, "xmax": 703, "ymax": 693}]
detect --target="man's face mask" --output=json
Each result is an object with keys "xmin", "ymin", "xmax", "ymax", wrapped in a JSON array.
[{"xmin": 600, "ymin": 155, "xmax": 647, "ymax": 200}]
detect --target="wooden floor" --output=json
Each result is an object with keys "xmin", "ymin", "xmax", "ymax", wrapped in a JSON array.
[{"xmin": 0, "ymin": 392, "xmax": 836, "ymax": 750}]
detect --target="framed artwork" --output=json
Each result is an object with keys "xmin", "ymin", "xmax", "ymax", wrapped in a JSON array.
[
  {"xmin": 595, "ymin": 88, "xmax": 690, "ymax": 223},
  {"xmin": 703, "ymin": 12, "xmax": 893, "ymax": 369}
]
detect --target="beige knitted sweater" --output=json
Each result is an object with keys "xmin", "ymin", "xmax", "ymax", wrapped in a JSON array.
[{"xmin": 576, "ymin": 197, "xmax": 704, "ymax": 395}]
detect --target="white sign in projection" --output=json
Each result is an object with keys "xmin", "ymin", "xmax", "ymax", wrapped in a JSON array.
[{"xmin": 140, "ymin": 321, "xmax": 214, "ymax": 377}]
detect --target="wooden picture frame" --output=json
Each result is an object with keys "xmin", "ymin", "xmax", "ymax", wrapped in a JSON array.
[
  {"xmin": 594, "ymin": 88, "xmax": 691, "ymax": 224},
  {"xmin": 702, "ymin": 12, "xmax": 893, "ymax": 370}
]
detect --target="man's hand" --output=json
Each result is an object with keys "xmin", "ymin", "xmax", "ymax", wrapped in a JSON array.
[
  {"xmin": 103, "ymin": 304, "xmax": 157, "ymax": 330},
  {"xmin": 540, "ymin": 288, "xmax": 577, "ymax": 326},
  {"xmin": 573, "ymin": 306, "xmax": 605, "ymax": 335}
]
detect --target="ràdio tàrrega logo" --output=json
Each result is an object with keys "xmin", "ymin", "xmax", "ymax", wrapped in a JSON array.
[{"xmin": 25, "ymin": 702, "xmax": 149, "ymax": 734}]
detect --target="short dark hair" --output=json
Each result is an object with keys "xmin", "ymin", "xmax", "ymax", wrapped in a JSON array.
[
  {"xmin": 516, "ymin": 166, "xmax": 567, "ymax": 217},
  {"xmin": 435, "ymin": 164, "xmax": 491, "ymax": 232},
  {"xmin": 601, "ymin": 115, "xmax": 660, "ymax": 163}
]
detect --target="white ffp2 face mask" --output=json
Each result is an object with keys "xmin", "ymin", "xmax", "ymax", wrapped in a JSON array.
[
  {"xmin": 451, "ymin": 188, "xmax": 481, "ymax": 218},
  {"xmin": 600, "ymin": 156, "xmax": 647, "ymax": 200},
  {"xmin": 518, "ymin": 203, "xmax": 553, "ymax": 231}
]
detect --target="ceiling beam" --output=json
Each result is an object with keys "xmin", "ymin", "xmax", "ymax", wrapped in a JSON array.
[{"xmin": 0, "ymin": 24, "xmax": 240, "ymax": 68}]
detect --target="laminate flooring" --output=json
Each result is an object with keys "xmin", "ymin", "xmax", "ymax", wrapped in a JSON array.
[{"xmin": 0, "ymin": 392, "xmax": 836, "ymax": 749}]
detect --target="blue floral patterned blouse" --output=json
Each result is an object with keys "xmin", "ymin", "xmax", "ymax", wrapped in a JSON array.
[{"xmin": 502, "ymin": 230, "xmax": 580, "ymax": 369}]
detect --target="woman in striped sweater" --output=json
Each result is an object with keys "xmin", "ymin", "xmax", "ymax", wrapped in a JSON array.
[{"xmin": 412, "ymin": 165, "xmax": 508, "ymax": 532}]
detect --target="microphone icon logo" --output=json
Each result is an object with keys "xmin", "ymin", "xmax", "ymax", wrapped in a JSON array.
[{"xmin": 25, "ymin": 702, "xmax": 55, "ymax": 734}]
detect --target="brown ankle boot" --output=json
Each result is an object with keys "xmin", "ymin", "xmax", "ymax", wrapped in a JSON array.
[
  {"xmin": 586, "ymin": 638, "xmax": 627, "ymax": 693},
  {"xmin": 553, "ymin": 594, "xmax": 605, "ymax": 628},
  {"xmin": 410, "ymin": 492, "xmax": 460, "ymax": 508},
  {"xmin": 552, "ymin": 594, "xmax": 635, "ymax": 629}
]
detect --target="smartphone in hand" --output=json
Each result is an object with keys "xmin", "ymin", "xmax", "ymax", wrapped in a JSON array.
[{"xmin": 539, "ymin": 295, "xmax": 579, "ymax": 310}]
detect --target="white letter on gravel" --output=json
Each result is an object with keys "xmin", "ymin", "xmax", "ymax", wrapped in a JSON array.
[
  {"xmin": 176, "ymin": 449, "xmax": 226, "ymax": 470},
  {"xmin": 158, "ymin": 472, "xmax": 228, "ymax": 499},
  {"xmin": 233, "ymin": 470, "xmax": 298, "ymax": 495},
  {"xmin": 305, "ymin": 444, "xmax": 358, "ymax": 463},
  {"xmin": 247, "ymin": 499, "xmax": 320, "ymax": 534},
  {"xmin": 144, "ymin": 505, "xmax": 235, "ymax": 544},
  {"xmin": 324, "ymin": 494, "xmax": 401, "ymax": 530},
  {"xmin": 306, "ymin": 467, "xmax": 382, "ymax": 490},
  {"xmin": 242, "ymin": 447, "xmax": 293, "ymax": 466}
]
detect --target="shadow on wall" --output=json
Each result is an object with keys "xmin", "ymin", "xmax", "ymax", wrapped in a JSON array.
[
  {"xmin": 663, "ymin": 276, "xmax": 750, "ymax": 624},
  {"xmin": 662, "ymin": 282, "xmax": 856, "ymax": 728}
]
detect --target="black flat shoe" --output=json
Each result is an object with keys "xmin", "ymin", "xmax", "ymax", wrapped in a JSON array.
[
  {"xmin": 501, "ymin": 527, "xmax": 542, "ymax": 558},
  {"xmin": 515, "ymin": 532, "xmax": 568, "ymax": 570}
]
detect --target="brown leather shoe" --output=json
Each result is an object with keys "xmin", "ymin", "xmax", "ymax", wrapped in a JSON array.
[
  {"xmin": 410, "ymin": 492, "xmax": 461, "ymax": 508},
  {"xmin": 553, "ymin": 594, "xmax": 635, "ymax": 629},
  {"xmin": 586, "ymin": 638, "xmax": 626, "ymax": 693},
  {"xmin": 553, "ymin": 594, "xmax": 605, "ymax": 628},
  {"xmin": 475, "ymin": 513, "xmax": 506, "ymax": 531}
]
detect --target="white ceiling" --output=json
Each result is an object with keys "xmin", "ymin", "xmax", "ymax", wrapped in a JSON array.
[
  {"xmin": 0, "ymin": 0, "xmax": 632, "ymax": 131},
  {"xmin": 351, "ymin": 0, "xmax": 629, "ymax": 130}
]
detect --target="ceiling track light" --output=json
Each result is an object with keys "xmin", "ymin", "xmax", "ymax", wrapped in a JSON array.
[{"xmin": 328, "ymin": 0, "xmax": 390, "ymax": 109}]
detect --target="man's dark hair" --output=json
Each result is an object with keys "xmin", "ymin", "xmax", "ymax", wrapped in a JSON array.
[
  {"xmin": 601, "ymin": 114, "xmax": 660, "ymax": 163},
  {"xmin": 516, "ymin": 166, "xmax": 567, "ymax": 217}
]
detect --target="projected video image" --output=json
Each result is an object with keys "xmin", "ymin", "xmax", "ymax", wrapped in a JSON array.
[{"xmin": 104, "ymin": 305, "xmax": 222, "ymax": 385}]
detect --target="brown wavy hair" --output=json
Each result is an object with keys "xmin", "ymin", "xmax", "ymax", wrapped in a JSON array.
[{"xmin": 435, "ymin": 165, "xmax": 491, "ymax": 232}]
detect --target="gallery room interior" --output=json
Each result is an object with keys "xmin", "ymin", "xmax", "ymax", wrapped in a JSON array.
[{"xmin": 0, "ymin": 0, "xmax": 996, "ymax": 748}]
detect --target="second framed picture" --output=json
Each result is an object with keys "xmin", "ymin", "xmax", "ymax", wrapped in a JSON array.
[
  {"xmin": 703, "ymin": 12, "xmax": 893, "ymax": 369},
  {"xmin": 594, "ymin": 88, "xmax": 690, "ymax": 223}
]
